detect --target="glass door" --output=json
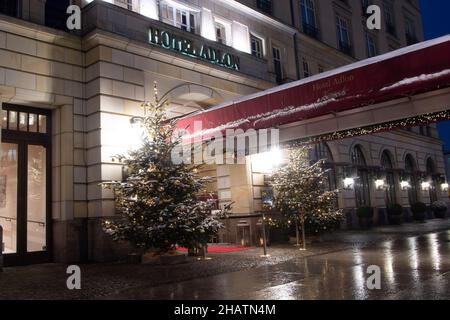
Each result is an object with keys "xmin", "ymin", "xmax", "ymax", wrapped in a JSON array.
[
  {"xmin": 1, "ymin": 105, "xmax": 51, "ymax": 266},
  {"xmin": 0, "ymin": 143, "xmax": 18, "ymax": 254},
  {"xmin": 27, "ymin": 144, "xmax": 47, "ymax": 253}
]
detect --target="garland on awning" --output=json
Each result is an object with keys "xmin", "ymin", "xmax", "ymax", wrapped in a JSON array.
[{"xmin": 289, "ymin": 109, "xmax": 450, "ymax": 147}]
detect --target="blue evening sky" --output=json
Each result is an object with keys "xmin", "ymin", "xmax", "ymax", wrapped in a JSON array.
[{"xmin": 420, "ymin": 1, "xmax": 450, "ymax": 151}]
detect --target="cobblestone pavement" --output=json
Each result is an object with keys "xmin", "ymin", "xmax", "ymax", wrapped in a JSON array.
[{"xmin": 1, "ymin": 219, "xmax": 450, "ymax": 300}]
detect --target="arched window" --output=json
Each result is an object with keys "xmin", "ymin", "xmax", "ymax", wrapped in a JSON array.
[
  {"xmin": 426, "ymin": 158, "xmax": 438, "ymax": 203},
  {"xmin": 310, "ymin": 143, "xmax": 336, "ymax": 191},
  {"xmin": 381, "ymin": 151, "xmax": 396, "ymax": 207},
  {"xmin": 405, "ymin": 155, "xmax": 419, "ymax": 205},
  {"xmin": 352, "ymin": 146, "xmax": 370, "ymax": 207},
  {"xmin": 311, "ymin": 142, "xmax": 333, "ymax": 163}
]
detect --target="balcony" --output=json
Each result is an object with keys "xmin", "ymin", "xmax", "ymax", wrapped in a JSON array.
[
  {"xmin": 338, "ymin": 41, "xmax": 353, "ymax": 56},
  {"xmin": 302, "ymin": 23, "xmax": 319, "ymax": 40}
]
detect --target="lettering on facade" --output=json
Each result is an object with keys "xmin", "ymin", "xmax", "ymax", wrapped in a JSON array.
[{"xmin": 149, "ymin": 27, "xmax": 240, "ymax": 71}]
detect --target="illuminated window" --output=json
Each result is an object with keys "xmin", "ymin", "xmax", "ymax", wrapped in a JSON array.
[{"xmin": 160, "ymin": 1, "xmax": 197, "ymax": 33}]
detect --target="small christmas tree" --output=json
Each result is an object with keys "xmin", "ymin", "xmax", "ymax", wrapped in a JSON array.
[
  {"xmin": 103, "ymin": 83, "xmax": 230, "ymax": 256},
  {"xmin": 270, "ymin": 146, "xmax": 342, "ymax": 250}
]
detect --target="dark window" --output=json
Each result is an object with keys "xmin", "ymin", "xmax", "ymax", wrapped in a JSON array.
[
  {"xmin": 310, "ymin": 143, "xmax": 337, "ymax": 192},
  {"xmin": 336, "ymin": 16, "xmax": 352, "ymax": 56},
  {"xmin": 352, "ymin": 146, "xmax": 371, "ymax": 207},
  {"xmin": 256, "ymin": 0, "xmax": 272, "ymax": 14},
  {"xmin": 251, "ymin": 35, "xmax": 264, "ymax": 58},
  {"xmin": 405, "ymin": 155, "xmax": 419, "ymax": 205},
  {"xmin": 426, "ymin": 158, "xmax": 438, "ymax": 203},
  {"xmin": 365, "ymin": 32, "xmax": 377, "ymax": 57},
  {"xmin": 301, "ymin": 0, "xmax": 319, "ymax": 39},
  {"xmin": 0, "ymin": 0, "xmax": 18, "ymax": 17},
  {"xmin": 361, "ymin": 0, "xmax": 371, "ymax": 15},
  {"xmin": 45, "ymin": 0, "xmax": 70, "ymax": 30},
  {"xmin": 405, "ymin": 16, "xmax": 418, "ymax": 45},
  {"xmin": 384, "ymin": 0, "xmax": 397, "ymax": 36},
  {"xmin": 381, "ymin": 151, "xmax": 396, "ymax": 207},
  {"xmin": 302, "ymin": 58, "xmax": 310, "ymax": 78},
  {"xmin": 272, "ymin": 47, "xmax": 283, "ymax": 84}
]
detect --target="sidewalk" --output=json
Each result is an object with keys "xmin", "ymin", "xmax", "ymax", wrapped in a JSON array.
[{"xmin": 1, "ymin": 219, "xmax": 449, "ymax": 300}]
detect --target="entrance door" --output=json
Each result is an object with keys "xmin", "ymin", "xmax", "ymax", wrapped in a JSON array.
[{"xmin": 1, "ymin": 105, "xmax": 51, "ymax": 265}]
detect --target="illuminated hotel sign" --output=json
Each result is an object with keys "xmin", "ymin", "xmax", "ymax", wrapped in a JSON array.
[{"xmin": 149, "ymin": 27, "xmax": 240, "ymax": 71}]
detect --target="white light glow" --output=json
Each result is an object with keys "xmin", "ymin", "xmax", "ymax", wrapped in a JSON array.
[
  {"xmin": 441, "ymin": 183, "xmax": 449, "ymax": 191},
  {"xmin": 375, "ymin": 179, "xmax": 385, "ymax": 190},
  {"xmin": 140, "ymin": 0, "xmax": 159, "ymax": 20},
  {"xmin": 400, "ymin": 181, "xmax": 411, "ymax": 190},
  {"xmin": 251, "ymin": 147, "xmax": 283, "ymax": 174},
  {"xmin": 343, "ymin": 178, "xmax": 355, "ymax": 189},
  {"xmin": 231, "ymin": 21, "xmax": 251, "ymax": 54},
  {"xmin": 421, "ymin": 181, "xmax": 431, "ymax": 191}
]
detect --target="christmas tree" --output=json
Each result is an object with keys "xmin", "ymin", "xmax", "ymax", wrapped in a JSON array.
[
  {"xmin": 270, "ymin": 146, "xmax": 342, "ymax": 250},
  {"xmin": 103, "ymin": 83, "xmax": 230, "ymax": 256}
]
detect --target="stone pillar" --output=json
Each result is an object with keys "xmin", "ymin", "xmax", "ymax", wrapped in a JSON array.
[{"xmin": 52, "ymin": 104, "xmax": 80, "ymax": 263}]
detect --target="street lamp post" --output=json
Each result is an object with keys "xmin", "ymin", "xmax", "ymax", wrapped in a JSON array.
[
  {"xmin": 261, "ymin": 212, "xmax": 269, "ymax": 257},
  {"xmin": 295, "ymin": 220, "xmax": 300, "ymax": 247}
]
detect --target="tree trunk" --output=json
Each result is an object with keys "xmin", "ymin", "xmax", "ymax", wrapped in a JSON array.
[
  {"xmin": 300, "ymin": 215, "xmax": 306, "ymax": 250},
  {"xmin": 295, "ymin": 220, "xmax": 300, "ymax": 246}
]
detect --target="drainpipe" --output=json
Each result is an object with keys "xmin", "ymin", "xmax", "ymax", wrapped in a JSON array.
[{"xmin": 289, "ymin": 0, "xmax": 301, "ymax": 80}]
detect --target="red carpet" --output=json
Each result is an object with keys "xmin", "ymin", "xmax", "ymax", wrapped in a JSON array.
[{"xmin": 176, "ymin": 245, "xmax": 254, "ymax": 253}]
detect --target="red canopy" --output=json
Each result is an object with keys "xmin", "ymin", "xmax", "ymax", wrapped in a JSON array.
[{"xmin": 174, "ymin": 35, "xmax": 450, "ymax": 141}]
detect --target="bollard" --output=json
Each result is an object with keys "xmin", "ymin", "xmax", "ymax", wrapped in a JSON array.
[{"xmin": 0, "ymin": 225, "xmax": 3, "ymax": 272}]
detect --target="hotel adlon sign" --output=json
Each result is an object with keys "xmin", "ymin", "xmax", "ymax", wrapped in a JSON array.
[{"xmin": 149, "ymin": 27, "xmax": 240, "ymax": 71}]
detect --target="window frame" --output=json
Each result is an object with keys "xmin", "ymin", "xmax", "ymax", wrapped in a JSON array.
[{"xmin": 250, "ymin": 34, "xmax": 264, "ymax": 59}]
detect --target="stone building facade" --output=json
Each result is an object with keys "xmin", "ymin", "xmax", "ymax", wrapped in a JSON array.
[{"xmin": 0, "ymin": 0, "xmax": 444, "ymax": 265}]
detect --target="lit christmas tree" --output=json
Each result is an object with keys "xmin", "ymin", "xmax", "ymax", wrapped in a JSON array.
[
  {"xmin": 270, "ymin": 146, "xmax": 343, "ymax": 250},
  {"xmin": 103, "ymin": 83, "xmax": 230, "ymax": 256}
]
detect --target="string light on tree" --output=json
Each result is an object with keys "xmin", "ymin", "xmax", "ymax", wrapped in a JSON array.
[
  {"xmin": 102, "ymin": 82, "xmax": 231, "ymax": 257},
  {"xmin": 269, "ymin": 146, "xmax": 343, "ymax": 250}
]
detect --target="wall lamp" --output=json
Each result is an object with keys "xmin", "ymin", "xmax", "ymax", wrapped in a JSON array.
[
  {"xmin": 400, "ymin": 181, "xmax": 411, "ymax": 190},
  {"xmin": 130, "ymin": 116, "xmax": 144, "ymax": 128},
  {"xmin": 421, "ymin": 181, "xmax": 431, "ymax": 191},
  {"xmin": 375, "ymin": 179, "xmax": 385, "ymax": 190},
  {"xmin": 343, "ymin": 177, "xmax": 355, "ymax": 190}
]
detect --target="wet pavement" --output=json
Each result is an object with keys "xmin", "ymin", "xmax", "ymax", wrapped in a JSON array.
[
  {"xmin": 2, "ymin": 220, "xmax": 450, "ymax": 299},
  {"xmin": 110, "ymin": 229, "xmax": 450, "ymax": 300}
]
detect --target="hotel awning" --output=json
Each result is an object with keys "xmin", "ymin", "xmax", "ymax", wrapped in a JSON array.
[{"xmin": 174, "ymin": 35, "xmax": 450, "ymax": 141}]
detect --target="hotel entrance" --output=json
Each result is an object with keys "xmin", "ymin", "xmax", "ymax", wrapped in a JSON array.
[{"xmin": 1, "ymin": 105, "xmax": 51, "ymax": 266}]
